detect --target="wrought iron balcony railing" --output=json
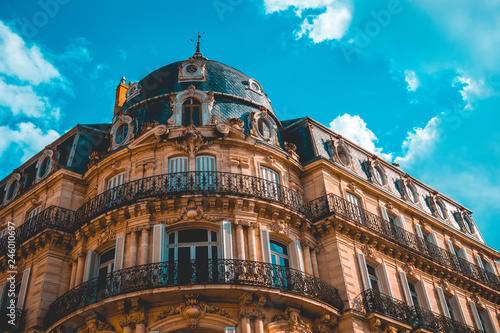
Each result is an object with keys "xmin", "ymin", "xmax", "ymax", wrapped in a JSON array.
[
  {"xmin": 44, "ymin": 259, "xmax": 343, "ymax": 328},
  {"xmin": 361, "ymin": 289, "xmax": 484, "ymax": 333},
  {"xmin": 0, "ymin": 206, "xmax": 76, "ymax": 257},
  {"xmin": 0, "ymin": 308, "xmax": 26, "ymax": 332},
  {"xmin": 310, "ymin": 193, "xmax": 500, "ymax": 290},
  {"xmin": 76, "ymin": 171, "xmax": 308, "ymax": 225}
]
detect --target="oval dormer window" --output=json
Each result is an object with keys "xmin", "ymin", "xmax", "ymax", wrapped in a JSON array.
[
  {"xmin": 38, "ymin": 157, "xmax": 51, "ymax": 178},
  {"xmin": 337, "ymin": 146, "xmax": 350, "ymax": 166},
  {"xmin": 258, "ymin": 118, "xmax": 271, "ymax": 139},
  {"xmin": 115, "ymin": 124, "xmax": 129, "ymax": 145},
  {"xmin": 406, "ymin": 184, "xmax": 415, "ymax": 202},
  {"xmin": 185, "ymin": 65, "xmax": 198, "ymax": 73},
  {"xmin": 373, "ymin": 166, "xmax": 385, "ymax": 185},
  {"xmin": 5, "ymin": 181, "xmax": 18, "ymax": 202}
]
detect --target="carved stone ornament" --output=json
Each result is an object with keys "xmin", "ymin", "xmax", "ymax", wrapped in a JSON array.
[
  {"xmin": 98, "ymin": 228, "xmax": 116, "ymax": 246},
  {"xmin": 84, "ymin": 317, "xmax": 114, "ymax": 333},
  {"xmin": 248, "ymin": 107, "xmax": 278, "ymax": 144},
  {"xmin": 156, "ymin": 294, "xmax": 231, "ymax": 329},
  {"xmin": 272, "ymin": 307, "xmax": 311, "ymax": 333},
  {"xmin": 31, "ymin": 194, "xmax": 42, "ymax": 206},
  {"xmin": 271, "ymin": 219, "xmax": 288, "ymax": 235},
  {"xmin": 140, "ymin": 120, "xmax": 159, "ymax": 134},
  {"xmin": 216, "ymin": 123, "xmax": 230, "ymax": 137},
  {"xmin": 403, "ymin": 262, "xmax": 416, "ymax": 277},
  {"xmin": 173, "ymin": 125, "xmax": 210, "ymax": 158},
  {"xmin": 439, "ymin": 279, "xmax": 453, "ymax": 295},
  {"xmin": 226, "ymin": 117, "xmax": 244, "ymax": 130},
  {"xmin": 472, "ymin": 293, "xmax": 486, "ymax": 310},
  {"xmin": 362, "ymin": 244, "xmax": 379, "ymax": 263},
  {"xmin": 382, "ymin": 325, "xmax": 398, "ymax": 333},
  {"xmin": 313, "ymin": 314, "xmax": 337, "ymax": 333},
  {"xmin": 159, "ymin": 200, "xmax": 223, "ymax": 224},
  {"xmin": 88, "ymin": 151, "xmax": 103, "ymax": 168}
]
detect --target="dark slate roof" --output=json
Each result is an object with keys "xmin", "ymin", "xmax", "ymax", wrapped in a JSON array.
[{"xmin": 121, "ymin": 59, "xmax": 273, "ymax": 116}]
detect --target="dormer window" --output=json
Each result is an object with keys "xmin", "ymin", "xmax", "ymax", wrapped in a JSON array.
[
  {"xmin": 182, "ymin": 98, "xmax": 201, "ymax": 126},
  {"xmin": 5, "ymin": 181, "xmax": 18, "ymax": 202},
  {"xmin": 248, "ymin": 79, "xmax": 263, "ymax": 94},
  {"xmin": 110, "ymin": 115, "xmax": 134, "ymax": 150},
  {"xmin": 38, "ymin": 157, "xmax": 51, "ymax": 178},
  {"xmin": 257, "ymin": 118, "xmax": 271, "ymax": 139},
  {"xmin": 115, "ymin": 124, "xmax": 129, "ymax": 145}
]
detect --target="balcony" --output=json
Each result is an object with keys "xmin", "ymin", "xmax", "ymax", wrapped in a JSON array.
[
  {"xmin": 44, "ymin": 259, "xmax": 343, "ymax": 328},
  {"xmin": 361, "ymin": 289, "xmax": 484, "ymax": 333},
  {"xmin": 76, "ymin": 171, "xmax": 308, "ymax": 224},
  {"xmin": 0, "ymin": 206, "xmax": 76, "ymax": 257},
  {"xmin": 309, "ymin": 193, "xmax": 500, "ymax": 291},
  {"xmin": 0, "ymin": 308, "xmax": 26, "ymax": 332}
]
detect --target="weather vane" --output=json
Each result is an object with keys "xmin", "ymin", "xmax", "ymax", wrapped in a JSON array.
[{"xmin": 191, "ymin": 31, "xmax": 205, "ymax": 54}]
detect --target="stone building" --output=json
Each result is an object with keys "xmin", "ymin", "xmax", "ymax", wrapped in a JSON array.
[{"xmin": 1, "ymin": 47, "xmax": 500, "ymax": 333}]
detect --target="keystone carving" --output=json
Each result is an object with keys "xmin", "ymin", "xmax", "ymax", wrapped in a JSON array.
[
  {"xmin": 273, "ymin": 307, "xmax": 310, "ymax": 332},
  {"xmin": 160, "ymin": 200, "xmax": 223, "ymax": 224},
  {"xmin": 173, "ymin": 125, "xmax": 210, "ymax": 158}
]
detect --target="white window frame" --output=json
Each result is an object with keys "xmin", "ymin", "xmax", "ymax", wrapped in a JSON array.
[{"xmin": 27, "ymin": 206, "xmax": 42, "ymax": 220}]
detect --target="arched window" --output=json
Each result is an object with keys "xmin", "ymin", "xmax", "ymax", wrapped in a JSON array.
[
  {"xmin": 5, "ymin": 181, "xmax": 18, "ymax": 202},
  {"xmin": 270, "ymin": 240, "xmax": 289, "ymax": 268},
  {"xmin": 182, "ymin": 98, "xmax": 201, "ymax": 126},
  {"xmin": 38, "ymin": 157, "xmax": 51, "ymax": 178},
  {"xmin": 257, "ymin": 118, "xmax": 271, "ymax": 139}
]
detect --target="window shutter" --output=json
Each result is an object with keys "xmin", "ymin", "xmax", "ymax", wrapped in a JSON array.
[
  {"xmin": 17, "ymin": 268, "xmax": 31, "ymax": 310},
  {"xmin": 260, "ymin": 229, "xmax": 272, "ymax": 263},
  {"xmin": 261, "ymin": 166, "xmax": 280, "ymax": 184},
  {"xmin": 293, "ymin": 240, "xmax": 305, "ymax": 272},
  {"xmin": 450, "ymin": 295, "xmax": 467, "ymax": 324},
  {"xmin": 224, "ymin": 328, "xmax": 236, "ymax": 333},
  {"xmin": 169, "ymin": 157, "xmax": 188, "ymax": 173},
  {"xmin": 84, "ymin": 251, "xmax": 98, "ymax": 281},
  {"xmin": 475, "ymin": 254, "xmax": 485, "ymax": 269},
  {"xmin": 469, "ymin": 301, "xmax": 483, "ymax": 330},
  {"xmin": 485, "ymin": 261, "xmax": 497, "ymax": 274},
  {"xmin": 152, "ymin": 224, "xmax": 166, "ymax": 263},
  {"xmin": 380, "ymin": 206, "xmax": 390, "ymax": 221},
  {"xmin": 458, "ymin": 248, "xmax": 470, "ymax": 262},
  {"xmin": 484, "ymin": 308, "xmax": 499, "ymax": 333},
  {"xmin": 436, "ymin": 287, "xmax": 450, "ymax": 317},
  {"xmin": 396, "ymin": 215, "xmax": 408, "ymax": 231},
  {"xmin": 377, "ymin": 263, "xmax": 394, "ymax": 297},
  {"xmin": 416, "ymin": 280, "xmax": 433, "ymax": 311},
  {"xmin": 114, "ymin": 236, "xmax": 125, "ymax": 270},
  {"xmin": 357, "ymin": 252, "xmax": 370, "ymax": 291},
  {"xmin": 415, "ymin": 224, "xmax": 424, "ymax": 239},
  {"xmin": 447, "ymin": 240, "xmax": 455, "ymax": 254},
  {"xmin": 429, "ymin": 233, "xmax": 439, "ymax": 246},
  {"xmin": 221, "ymin": 221, "xmax": 233, "ymax": 260},
  {"xmin": 399, "ymin": 271, "xmax": 413, "ymax": 306},
  {"xmin": 195, "ymin": 155, "xmax": 216, "ymax": 171}
]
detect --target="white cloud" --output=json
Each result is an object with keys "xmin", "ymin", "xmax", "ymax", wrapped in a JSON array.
[
  {"xmin": 0, "ymin": 122, "xmax": 60, "ymax": 162},
  {"xmin": 264, "ymin": 0, "xmax": 353, "ymax": 42},
  {"xmin": 0, "ymin": 78, "xmax": 54, "ymax": 118},
  {"xmin": 296, "ymin": 4, "xmax": 352, "ymax": 42},
  {"xmin": 0, "ymin": 21, "xmax": 60, "ymax": 85},
  {"xmin": 329, "ymin": 113, "xmax": 393, "ymax": 161},
  {"xmin": 394, "ymin": 116, "xmax": 441, "ymax": 168},
  {"xmin": 453, "ymin": 74, "xmax": 492, "ymax": 111},
  {"xmin": 404, "ymin": 70, "xmax": 420, "ymax": 92}
]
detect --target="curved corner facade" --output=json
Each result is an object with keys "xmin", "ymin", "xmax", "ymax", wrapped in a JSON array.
[{"xmin": 1, "ymin": 52, "xmax": 500, "ymax": 333}]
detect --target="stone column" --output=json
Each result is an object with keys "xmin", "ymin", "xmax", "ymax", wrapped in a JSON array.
[
  {"xmin": 74, "ymin": 252, "xmax": 86, "ymax": 286},
  {"xmin": 302, "ymin": 242, "xmax": 313, "ymax": 275},
  {"xmin": 139, "ymin": 227, "xmax": 150, "ymax": 265},
  {"xmin": 127, "ymin": 229, "xmax": 138, "ymax": 268},
  {"xmin": 311, "ymin": 248, "xmax": 320, "ymax": 277},
  {"xmin": 236, "ymin": 224, "xmax": 246, "ymax": 260},
  {"xmin": 121, "ymin": 325, "xmax": 133, "ymax": 333},
  {"xmin": 241, "ymin": 317, "xmax": 251, "ymax": 333},
  {"xmin": 247, "ymin": 224, "xmax": 257, "ymax": 261},
  {"xmin": 69, "ymin": 259, "xmax": 77, "ymax": 289}
]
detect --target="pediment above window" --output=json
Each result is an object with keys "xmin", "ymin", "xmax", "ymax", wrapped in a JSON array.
[{"xmin": 178, "ymin": 58, "xmax": 207, "ymax": 82}]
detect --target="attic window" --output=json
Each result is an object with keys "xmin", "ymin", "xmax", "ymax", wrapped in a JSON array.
[
  {"xmin": 248, "ymin": 79, "xmax": 263, "ymax": 94},
  {"xmin": 185, "ymin": 65, "xmax": 198, "ymax": 73},
  {"xmin": 115, "ymin": 124, "xmax": 129, "ymax": 145},
  {"xmin": 5, "ymin": 181, "xmax": 18, "ymax": 202},
  {"xmin": 38, "ymin": 157, "xmax": 51, "ymax": 178}
]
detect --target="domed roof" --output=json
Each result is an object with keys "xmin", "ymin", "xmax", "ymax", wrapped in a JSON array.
[{"xmin": 121, "ymin": 56, "xmax": 274, "ymax": 114}]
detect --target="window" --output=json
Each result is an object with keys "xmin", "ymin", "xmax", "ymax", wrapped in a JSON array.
[
  {"xmin": 435, "ymin": 201, "xmax": 447, "ymax": 219},
  {"xmin": 260, "ymin": 166, "xmax": 281, "ymax": 201},
  {"xmin": 372, "ymin": 166, "xmax": 385, "ymax": 185},
  {"xmin": 257, "ymin": 118, "xmax": 271, "ymax": 139},
  {"xmin": 408, "ymin": 281, "xmax": 420, "ymax": 307},
  {"xmin": 167, "ymin": 229, "xmax": 218, "ymax": 283},
  {"xmin": 337, "ymin": 146, "xmax": 350, "ymax": 166},
  {"xmin": 38, "ymin": 156, "xmax": 51, "ymax": 178},
  {"xmin": 445, "ymin": 297, "xmax": 456, "ymax": 320},
  {"xmin": 195, "ymin": 155, "xmax": 216, "ymax": 190},
  {"xmin": 406, "ymin": 184, "xmax": 417, "ymax": 203},
  {"xmin": 367, "ymin": 264, "xmax": 380, "ymax": 292},
  {"xmin": 346, "ymin": 192, "xmax": 364, "ymax": 224},
  {"xmin": 478, "ymin": 310, "xmax": 489, "ymax": 333},
  {"xmin": 463, "ymin": 215, "xmax": 473, "ymax": 234},
  {"xmin": 5, "ymin": 181, "xmax": 18, "ymax": 202},
  {"xmin": 114, "ymin": 124, "xmax": 129, "ymax": 145},
  {"xmin": 182, "ymin": 98, "xmax": 201, "ymax": 126},
  {"xmin": 27, "ymin": 206, "xmax": 41, "ymax": 221},
  {"xmin": 270, "ymin": 240, "xmax": 289, "ymax": 268},
  {"xmin": 107, "ymin": 173, "xmax": 125, "ymax": 190}
]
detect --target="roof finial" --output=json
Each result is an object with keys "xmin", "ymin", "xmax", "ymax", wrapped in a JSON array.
[{"xmin": 191, "ymin": 31, "xmax": 207, "ymax": 60}]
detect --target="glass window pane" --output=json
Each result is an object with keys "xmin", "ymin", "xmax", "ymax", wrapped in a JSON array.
[
  {"xmin": 211, "ymin": 246, "xmax": 218, "ymax": 260},
  {"xmin": 178, "ymin": 229, "xmax": 207, "ymax": 243},
  {"xmin": 283, "ymin": 258, "xmax": 289, "ymax": 268},
  {"xmin": 211, "ymin": 231, "xmax": 217, "ymax": 242},
  {"xmin": 169, "ymin": 248, "xmax": 175, "ymax": 263},
  {"xmin": 169, "ymin": 232, "xmax": 175, "ymax": 244},
  {"xmin": 178, "ymin": 247, "xmax": 190, "ymax": 261},
  {"xmin": 270, "ymin": 241, "xmax": 286, "ymax": 254},
  {"xmin": 196, "ymin": 246, "xmax": 209, "ymax": 261},
  {"xmin": 100, "ymin": 248, "xmax": 115, "ymax": 264}
]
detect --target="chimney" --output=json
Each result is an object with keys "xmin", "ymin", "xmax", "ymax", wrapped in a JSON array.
[{"xmin": 113, "ymin": 76, "xmax": 129, "ymax": 118}]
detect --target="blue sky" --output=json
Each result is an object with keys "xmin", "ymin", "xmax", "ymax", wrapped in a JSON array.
[{"xmin": 0, "ymin": 0, "xmax": 499, "ymax": 250}]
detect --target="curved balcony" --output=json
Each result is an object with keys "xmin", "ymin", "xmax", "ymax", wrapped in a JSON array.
[
  {"xmin": 361, "ymin": 289, "xmax": 484, "ymax": 333},
  {"xmin": 76, "ymin": 171, "xmax": 308, "ymax": 225},
  {"xmin": 44, "ymin": 259, "xmax": 343, "ymax": 328},
  {"xmin": 0, "ymin": 206, "xmax": 75, "ymax": 257},
  {"xmin": 310, "ymin": 193, "xmax": 500, "ymax": 291}
]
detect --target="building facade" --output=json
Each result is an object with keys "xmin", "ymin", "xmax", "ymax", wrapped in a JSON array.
[{"xmin": 1, "ymin": 49, "xmax": 500, "ymax": 333}]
